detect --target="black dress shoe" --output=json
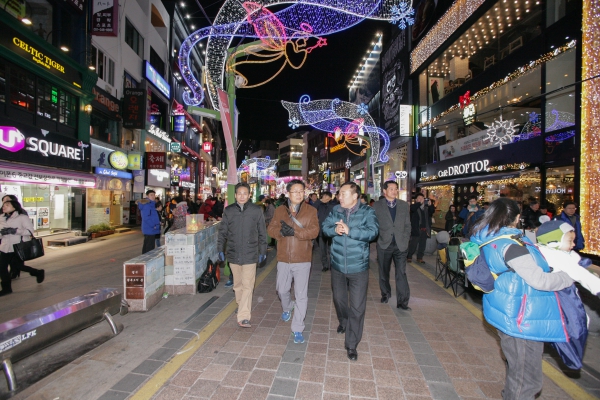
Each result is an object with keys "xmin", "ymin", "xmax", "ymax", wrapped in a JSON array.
[
  {"xmin": 322, "ymin": 267, "xmax": 329, "ymax": 272},
  {"xmin": 381, "ymin": 294, "xmax": 389, "ymax": 303},
  {"xmin": 397, "ymin": 303, "xmax": 412, "ymax": 311},
  {"xmin": 347, "ymin": 348, "xmax": 358, "ymax": 361},
  {"xmin": 337, "ymin": 325, "xmax": 346, "ymax": 334},
  {"xmin": 36, "ymin": 270, "xmax": 45, "ymax": 284}
]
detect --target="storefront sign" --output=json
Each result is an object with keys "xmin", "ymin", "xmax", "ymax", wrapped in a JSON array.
[
  {"xmin": 0, "ymin": 122, "xmax": 90, "ymax": 171},
  {"xmin": 123, "ymin": 89, "xmax": 145, "ymax": 129},
  {"xmin": 147, "ymin": 167, "xmax": 170, "ymax": 188},
  {"xmin": 202, "ymin": 142, "xmax": 213, "ymax": 152},
  {"xmin": 170, "ymin": 142, "xmax": 181, "ymax": 153},
  {"xmin": 94, "ymin": 167, "xmax": 132, "ymax": 179},
  {"xmin": 2, "ymin": 28, "xmax": 81, "ymax": 86},
  {"xmin": 180, "ymin": 181, "xmax": 196, "ymax": 189},
  {"xmin": 127, "ymin": 153, "xmax": 141, "ymax": 170},
  {"xmin": 133, "ymin": 169, "xmax": 145, "ymax": 193},
  {"xmin": 211, "ymin": 167, "xmax": 219, "ymax": 175},
  {"xmin": 148, "ymin": 124, "xmax": 171, "ymax": 143},
  {"xmin": 199, "ymin": 161, "xmax": 205, "ymax": 184},
  {"xmin": 172, "ymin": 115, "xmax": 186, "ymax": 132},
  {"xmin": 399, "ymin": 105, "xmax": 412, "ymax": 136},
  {"xmin": 145, "ymin": 152, "xmax": 166, "ymax": 169},
  {"xmin": 92, "ymin": 0, "xmax": 118, "ymax": 36},
  {"xmin": 437, "ymin": 160, "xmax": 490, "ymax": 177},
  {"xmin": 108, "ymin": 151, "xmax": 128, "ymax": 170},
  {"xmin": 92, "ymin": 86, "xmax": 120, "ymax": 118},
  {"xmin": 395, "ymin": 170, "xmax": 408, "ymax": 179},
  {"xmin": 463, "ymin": 103, "xmax": 476, "ymax": 126},
  {"xmin": 144, "ymin": 61, "xmax": 170, "ymax": 99},
  {"xmin": 0, "ymin": 162, "xmax": 95, "ymax": 187}
]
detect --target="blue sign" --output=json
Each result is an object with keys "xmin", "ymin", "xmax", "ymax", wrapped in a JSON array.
[
  {"xmin": 173, "ymin": 115, "xmax": 186, "ymax": 132},
  {"xmin": 94, "ymin": 167, "xmax": 133, "ymax": 179},
  {"xmin": 144, "ymin": 61, "xmax": 171, "ymax": 99}
]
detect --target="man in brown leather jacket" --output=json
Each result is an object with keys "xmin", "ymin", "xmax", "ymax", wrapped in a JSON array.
[{"xmin": 268, "ymin": 179, "xmax": 320, "ymax": 344}]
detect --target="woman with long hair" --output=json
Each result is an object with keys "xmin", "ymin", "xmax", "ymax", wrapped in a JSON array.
[
  {"xmin": 0, "ymin": 199, "xmax": 45, "ymax": 296},
  {"xmin": 444, "ymin": 204, "xmax": 458, "ymax": 232},
  {"xmin": 469, "ymin": 198, "xmax": 574, "ymax": 399}
]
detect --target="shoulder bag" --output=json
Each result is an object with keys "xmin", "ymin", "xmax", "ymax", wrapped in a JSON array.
[{"xmin": 13, "ymin": 229, "xmax": 45, "ymax": 261}]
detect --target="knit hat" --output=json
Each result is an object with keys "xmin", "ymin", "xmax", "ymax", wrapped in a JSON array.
[
  {"xmin": 536, "ymin": 220, "xmax": 574, "ymax": 248},
  {"xmin": 436, "ymin": 230, "xmax": 450, "ymax": 244}
]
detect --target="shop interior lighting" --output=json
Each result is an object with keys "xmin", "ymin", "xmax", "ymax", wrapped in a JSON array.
[{"xmin": 177, "ymin": 0, "xmax": 414, "ymax": 108}]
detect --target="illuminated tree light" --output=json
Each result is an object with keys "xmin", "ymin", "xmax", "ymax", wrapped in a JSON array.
[
  {"xmin": 282, "ymin": 95, "xmax": 391, "ymax": 163},
  {"xmin": 179, "ymin": 0, "xmax": 414, "ymax": 108}
]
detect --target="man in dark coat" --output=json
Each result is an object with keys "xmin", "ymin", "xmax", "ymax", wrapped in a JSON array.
[
  {"xmin": 521, "ymin": 200, "xmax": 542, "ymax": 230},
  {"xmin": 313, "ymin": 191, "xmax": 335, "ymax": 271},
  {"xmin": 559, "ymin": 201, "xmax": 585, "ymax": 251},
  {"xmin": 322, "ymin": 182, "xmax": 379, "ymax": 361},
  {"xmin": 372, "ymin": 181, "xmax": 412, "ymax": 309},
  {"xmin": 407, "ymin": 193, "xmax": 434, "ymax": 263},
  {"xmin": 217, "ymin": 183, "xmax": 267, "ymax": 328}
]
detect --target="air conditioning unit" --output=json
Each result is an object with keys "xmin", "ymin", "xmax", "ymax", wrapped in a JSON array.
[{"xmin": 105, "ymin": 84, "xmax": 113, "ymax": 95}]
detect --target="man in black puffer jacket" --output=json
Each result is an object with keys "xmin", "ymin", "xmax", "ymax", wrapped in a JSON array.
[
  {"xmin": 313, "ymin": 191, "xmax": 335, "ymax": 271},
  {"xmin": 217, "ymin": 183, "xmax": 267, "ymax": 328}
]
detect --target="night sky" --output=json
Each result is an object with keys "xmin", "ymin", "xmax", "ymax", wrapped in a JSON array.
[{"xmin": 189, "ymin": 1, "xmax": 389, "ymax": 142}]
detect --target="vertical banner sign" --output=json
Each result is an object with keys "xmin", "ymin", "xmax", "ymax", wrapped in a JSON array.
[
  {"xmin": 381, "ymin": 30, "xmax": 409, "ymax": 136},
  {"xmin": 217, "ymin": 89, "xmax": 238, "ymax": 185},
  {"xmin": 123, "ymin": 89, "xmax": 145, "ymax": 129},
  {"xmin": 92, "ymin": 0, "xmax": 118, "ymax": 36},
  {"xmin": 198, "ymin": 160, "xmax": 205, "ymax": 184}
]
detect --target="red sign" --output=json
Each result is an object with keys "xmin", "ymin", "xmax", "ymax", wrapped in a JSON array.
[
  {"xmin": 202, "ymin": 142, "xmax": 213, "ymax": 152},
  {"xmin": 146, "ymin": 152, "xmax": 166, "ymax": 169},
  {"xmin": 199, "ymin": 160, "xmax": 205, "ymax": 184}
]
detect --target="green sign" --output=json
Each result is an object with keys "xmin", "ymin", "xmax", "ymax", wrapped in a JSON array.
[{"xmin": 170, "ymin": 142, "xmax": 181, "ymax": 153}]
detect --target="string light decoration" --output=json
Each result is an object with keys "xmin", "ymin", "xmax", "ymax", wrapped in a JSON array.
[
  {"xmin": 237, "ymin": 157, "xmax": 278, "ymax": 171},
  {"xmin": 580, "ymin": 0, "xmax": 600, "ymax": 255},
  {"xmin": 411, "ymin": 0, "xmax": 486, "ymax": 73},
  {"xmin": 390, "ymin": 2, "xmax": 414, "ymax": 29},
  {"xmin": 329, "ymin": 122, "xmax": 371, "ymax": 156},
  {"xmin": 485, "ymin": 116, "xmax": 516, "ymax": 150},
  {"xmin": 179, "ymin": 0, "xmax": 415, "ymax": 108},
  {"xmin": 419, "ymin": 175, "xmax": 438, "ymax": 182},
  {"xmin": 485, "ymin": 163, "xmax": 530, "ymax": 172},
  {"xmin": 417, "ymin": 41, "xmax": 577, "ymax": 130},
  {"xmin": 281, "ymin": 95, "xmax": 391, "ymax": 163},
  {"xmin": 545, "ymin": 109, "xmax": 575, "ymax": 132},
  {"xmin": 545, "ymin": 130, "xmax": 575, "ymax": 143},
  {"xmin": 514, "ymin": 112, "xmax": 541, "ymax": 142},
  {"xmin": 349, "ymin": 32, "xmax": 383, "ymax": 89}
]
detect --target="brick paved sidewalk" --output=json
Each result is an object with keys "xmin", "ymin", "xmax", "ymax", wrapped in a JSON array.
[{"xmin": 147, "ymin": 249, "xmax": 572, "ymax": 400}]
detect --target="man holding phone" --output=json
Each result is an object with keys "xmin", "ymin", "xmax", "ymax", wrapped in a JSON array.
[{"xmin": 407, "ymin": 193, "xmax": 434, "ymax": 264}]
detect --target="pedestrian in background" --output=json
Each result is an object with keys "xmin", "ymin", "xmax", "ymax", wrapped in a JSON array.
[
  {"xmin": 322, "ymin": 182, "xmax": 379, "ymax": 361},
  {"xmin": 172, "ymin": 196, "xmax": 189, "ymax": 230},
  {"xmin": 372, "ymin": 180, "xmax": 412, "ymax": 310},
  {"xmin": 155, "ymin": 201, "xmax": 164, "ymax": 248},
  {"xmin": 0, "ymin": 199, "xmax": 44, "ymax": 296},
  {"xmin": 217, "ymin": 182, "xmax": 267, "ymax": 328},
  {"xmin": 445, "ymin": 205, "xmax": 458, "ymax": 232},
  {"xmin": 268, "ymin": 179, "xmax": 319, "ymax": 344},
  {"xmin": 407, "ymin": 193, "xmax": 434, "ymax": 263},
  {"xmin": 314, "ymin": 191, "xmax": 335, "ymax": 271},
  {"xmin": 137, "ymin": 190, "xmax": 161, "ymax": 254},
  {"xmin": 559, "ymin": 201, "xmax": 584, "ymax": 251},
  {"xmin": 264, "ymin": 199, "xmax": 276, "ymax": 247}
]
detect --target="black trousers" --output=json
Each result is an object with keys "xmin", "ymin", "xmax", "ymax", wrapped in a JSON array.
[
  {"xmin": 0, "ymin": 252, "xmax": 20, "ymax": 291},
  {"xmin": 142, "ymin": 235, "xmax": 156, "ymax": 254},
  {"xmin": 407, "ymin": 231, "xmax": 428, "ymax": 260},
  {"xmin": 331, "ymin": 268, "xmax": 369, "ymax": 350},
  {"xmin": 318, "ymin": 234, "xmax": 331, "ymax": 269},
  {"xmin": 377, "ymin": 242, "xmax": 410, "ymax": 307}
]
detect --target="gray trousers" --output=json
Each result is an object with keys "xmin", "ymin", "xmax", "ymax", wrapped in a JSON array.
[
  {"xmin": 276, "ymin": 261, "xmax": 311, "ymax": 333},
  {"xmin": 498, "ymin": 331, "xmax": 544, "ymax": 400},
  {"xmin": 331, "ymin": 268, "xmax": 369, "ymax": 350},
  {"xmin": 377, "ymin": 242, "xmax": 410, "ymax": 307}
]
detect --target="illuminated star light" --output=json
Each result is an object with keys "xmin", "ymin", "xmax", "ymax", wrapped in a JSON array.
[
  {"xmin": 357, "ymin": 103, "xmax": 368, "ymax": 115},
  {"xmin": 288, "ymin": 117, "xmax": 300, "ymax": 129},
  {"xmin": 485, "ymin": 116, "xmax": 516, "ymax": 150},
  {"xmin": 390, "ymin": 2, "xmax": 415, "ymax": 30}
]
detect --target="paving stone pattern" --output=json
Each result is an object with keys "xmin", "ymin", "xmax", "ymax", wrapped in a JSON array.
[{"xmin": 138, "ymin": 248, "xmax": 572, "ymax": 400}]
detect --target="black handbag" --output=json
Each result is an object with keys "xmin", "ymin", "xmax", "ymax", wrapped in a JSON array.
[{"xmin": 13, "ymin": 230, "xmax": 44, "ymax": 261}]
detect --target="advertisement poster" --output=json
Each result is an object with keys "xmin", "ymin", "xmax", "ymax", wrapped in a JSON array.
[
  {"xmin": 23, "ymin": 207, "xmax": 37, "ymax": 230},
  {"xmin": 437, "ymin": 125, "xmax": 514, "ymax": 160},
  {"xmin": 381, "ymin": 30, "xmax": 409, "ymax": 137},
  {"xmin": 37, "ymin": 207, "xmax": 50, "ymax": 229},
  {"xmin": 133, "ymin": 170, "xmax": 145, "ymax": 193}
]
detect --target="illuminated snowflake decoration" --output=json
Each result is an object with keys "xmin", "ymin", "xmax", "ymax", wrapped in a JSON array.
[
  {"xmin": 178, "ymin": 0, "xmax": 415, "ymax": 108},
  {"xmin": 485, "ymin": 116, "xmax": 516, "ymax": 150},
  {"xmin": 529, "ymin": 112, "xmax": 539, "ymax": 124},
  {"xmin": 345, "ymin": 158, "xmax": 352, "ymax": 169},
  {"xmin": 357, "ymin": 103, "xmax": 368, "ymax": 115},
  {"xmin": 288, "ymin": 117, "xmax": 300, "ymax": 129},
  {"xmin": 282, "ymin": 95, "xmax": 390, "ymax": 163},
  {"xmin": 390, "ymin": 3, "xmax": 415, "ymax": 30}
]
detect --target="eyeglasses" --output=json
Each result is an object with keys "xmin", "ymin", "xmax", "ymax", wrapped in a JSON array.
[{"xmin": 289, "ymin": 191, "xmax": 304, "ymax": 195}]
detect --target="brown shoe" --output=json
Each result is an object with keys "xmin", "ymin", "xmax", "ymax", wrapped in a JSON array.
[{"xmin": 417, "ymin": 259, "xmax": 425, "ymax": 264}]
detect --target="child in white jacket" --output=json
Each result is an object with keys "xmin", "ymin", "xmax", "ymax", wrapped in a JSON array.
[{"xmin": 536, "ymin": 220, "xmax": 600, "ymax": 296}]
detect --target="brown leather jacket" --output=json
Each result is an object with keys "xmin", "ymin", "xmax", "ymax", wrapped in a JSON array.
[{"xmin": 267, "ymin": 201, "xmax": 320, "ymax": 263}]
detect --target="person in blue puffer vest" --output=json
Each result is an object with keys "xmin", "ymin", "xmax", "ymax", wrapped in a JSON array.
[
  {"xmin": 322, "ymin": 182, "xmax": 379, "ymax": 362},
  {"xmin": 470, "ymin": 198, "xmax": 574, "ymax": 399},
  {"xmin": 137, "ymin": 190, "xmax": 161, "ymax": 254}
]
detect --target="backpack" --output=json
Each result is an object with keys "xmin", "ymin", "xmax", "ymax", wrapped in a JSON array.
[
  {"xmin": 460, "ymin": 234, "xmax": 524, "ymax": 292},
  {"xmin": 197, "ymin": 259, "xmax": 221, "ymax": 293}
]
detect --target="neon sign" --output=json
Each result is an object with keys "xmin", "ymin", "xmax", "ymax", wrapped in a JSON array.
[{"xmin": 144, "ymin": 61, "xmax": 171, "ymax": 99}]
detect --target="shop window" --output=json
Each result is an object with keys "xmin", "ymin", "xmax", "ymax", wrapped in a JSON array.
[
  {"xmin": 144, "ymin": 136, "xmax": 166, "ymax": 152},
  {"xmin": 546, "ymin": 166, "xmax": 575, "ymax": 213},
  {"xmin": 478, "ymin": 171, "xmax": 541, "ymax": 207},
  {"xmin": 36, "ymin": 80, "xmax": 59, "ymax": 121},
  {"xmin": 124, "ymin": 71, "xmax": 138, "ymax": 88},
  {"xmin": 122, "ymin": 128, "xmax": 140, "ymax": 151},
  {"xmin": 545, "ymin": 49, "xmax": 575, "ymax": 132},
  {"xmin": 547, "ymin": 0, "xmax": 580, "ymax": 26},
  {"xmin": 29, "ymin": 0, "xmax": 54, "ymax": 44},
  {"xmin": 125, "ymin": 19, "xmax": 144, "ymax": 58},
  {"xmin": 424, "ymin": 185, "xmax": 454, "ymax": 230},
  {"xmin": 0, "ymin": 61, "xmax": 5, "ymax": 103},
  {"xmin": 90, "ymin": 112, "xmax": 119, "ymax": 145},
  {"xmin": 10, "ymin": 67, "xmax": 35, "ymax": 112},
  {"xmin": 150, "ymin": 47, "xmax": 165, "ymax": 76},
  {"xmin": 58, "ymin": 90, "xmax": 77, "ymax": 127},
  {"xmin": 91, "ymin": 46, "xmax": 116, "ymax": 86}
]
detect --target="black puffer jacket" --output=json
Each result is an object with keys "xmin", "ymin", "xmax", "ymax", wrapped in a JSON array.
[{"xmin": 217, "ymin": 202, "xmax": 267, "ymax": 265}]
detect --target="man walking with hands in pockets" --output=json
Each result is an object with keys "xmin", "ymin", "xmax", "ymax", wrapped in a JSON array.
[
  {"xmin": 372, "ymin": 180, "xmax": 412, "ymax": 310},
  {"xmin": 268, "ymin": 179, "xmax": 320, "ymax": 344},
  {"xmin": 322, "ymin": 182, "xmax": 379, "ymax": 361}
]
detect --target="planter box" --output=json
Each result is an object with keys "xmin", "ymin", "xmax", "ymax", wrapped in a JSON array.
[{"xmin": 90, "ymin": 230, "xmax": 115, "ymax": 239}]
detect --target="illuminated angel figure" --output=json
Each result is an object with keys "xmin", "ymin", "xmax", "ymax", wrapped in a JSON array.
[
  {"xmin": 329, "ymin": 119, "xmax": 371, "ymax": 157},
  {"xmin": 226, "ymin": 2, "xmax": 327, "ymax": 88}
]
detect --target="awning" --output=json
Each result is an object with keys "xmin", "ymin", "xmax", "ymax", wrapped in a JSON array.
[{"xmin": 0, "ymin": 161, "xmax": 96, "ymax": 188}]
